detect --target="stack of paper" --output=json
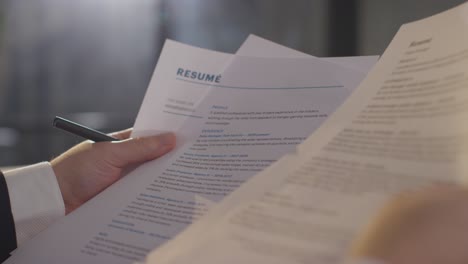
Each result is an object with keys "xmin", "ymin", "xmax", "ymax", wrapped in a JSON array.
[
  {"xmin": 13, "ymin": 2, "xmax": 468, "ymax": 262},
  {"xmin": 5, "ymin": 35, "xmax": 377, "ymax": 264},
  {"xmin": 145, "ymin": 3, "xmax": 468, "ymax": 264},
  {"xmin": 12, "ymin": 0, "xmax": 468, "ymax": 258}
]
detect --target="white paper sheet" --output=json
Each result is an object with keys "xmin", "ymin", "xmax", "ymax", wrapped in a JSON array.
[
  {"xmin": 237, "ymin": 34, "xmax": 379, "ymax": 73},
  {"xmin": 145, "ymin": 3, "xmax": 468, "ymax": 264},
  {"xmin": 132, "ymin": 40, "xmax": 233, "ymax": 134}
]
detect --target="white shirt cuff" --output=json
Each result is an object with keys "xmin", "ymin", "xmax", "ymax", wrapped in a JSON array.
[{"xmin": 4, "ymin": 162, "xmax": 65, "ymax": 245}]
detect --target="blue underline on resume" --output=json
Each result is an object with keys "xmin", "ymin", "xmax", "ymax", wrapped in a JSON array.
[
  {"xmin": 175, "ymin": 77, "xmax": 344, "ymax": 90},
  {"xmin": 163, "ymin": 110, "xmax": 204, "ymax": 119}
]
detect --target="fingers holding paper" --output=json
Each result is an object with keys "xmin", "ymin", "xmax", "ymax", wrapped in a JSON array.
[
  {"xmin": 51, "ymin": 130, "xmax": 176, "ymax": 214},
  {"xmin": 348, "ymin": 185, "xmax": 468, "ymax": 264}
]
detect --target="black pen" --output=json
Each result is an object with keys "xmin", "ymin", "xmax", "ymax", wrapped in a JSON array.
[{"xmin": 53, "ymin": 116, "xmax": 119, "ymax": 142}]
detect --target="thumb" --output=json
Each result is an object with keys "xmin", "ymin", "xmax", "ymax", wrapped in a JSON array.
[{"xmin": 105, "ymin": 132, "xmax": 176, "ymax": 168}]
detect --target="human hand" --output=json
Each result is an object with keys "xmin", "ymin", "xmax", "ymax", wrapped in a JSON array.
[
  {"xmin": 51, "ymin": 129, "xmax": 176, "ymax": 214},
  {"xmin": 348, "ymin": 185, "xmax": 468, "ymax": 264}
]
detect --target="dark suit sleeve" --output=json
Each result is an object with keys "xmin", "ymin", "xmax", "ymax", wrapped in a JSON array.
[{"xmin": 0, "ymin": 171, "xmax": 17, "ymax": 262}]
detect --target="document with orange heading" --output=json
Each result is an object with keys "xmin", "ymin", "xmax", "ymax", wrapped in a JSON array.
[{"xmin": 144, "ymin": 3, "xmax": 468, "ymax": 264}]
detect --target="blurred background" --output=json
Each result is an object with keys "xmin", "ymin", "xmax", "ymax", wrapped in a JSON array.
[{"xmin": 0, "ymin": 0, "xmax": 466, "ymax": 166}]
